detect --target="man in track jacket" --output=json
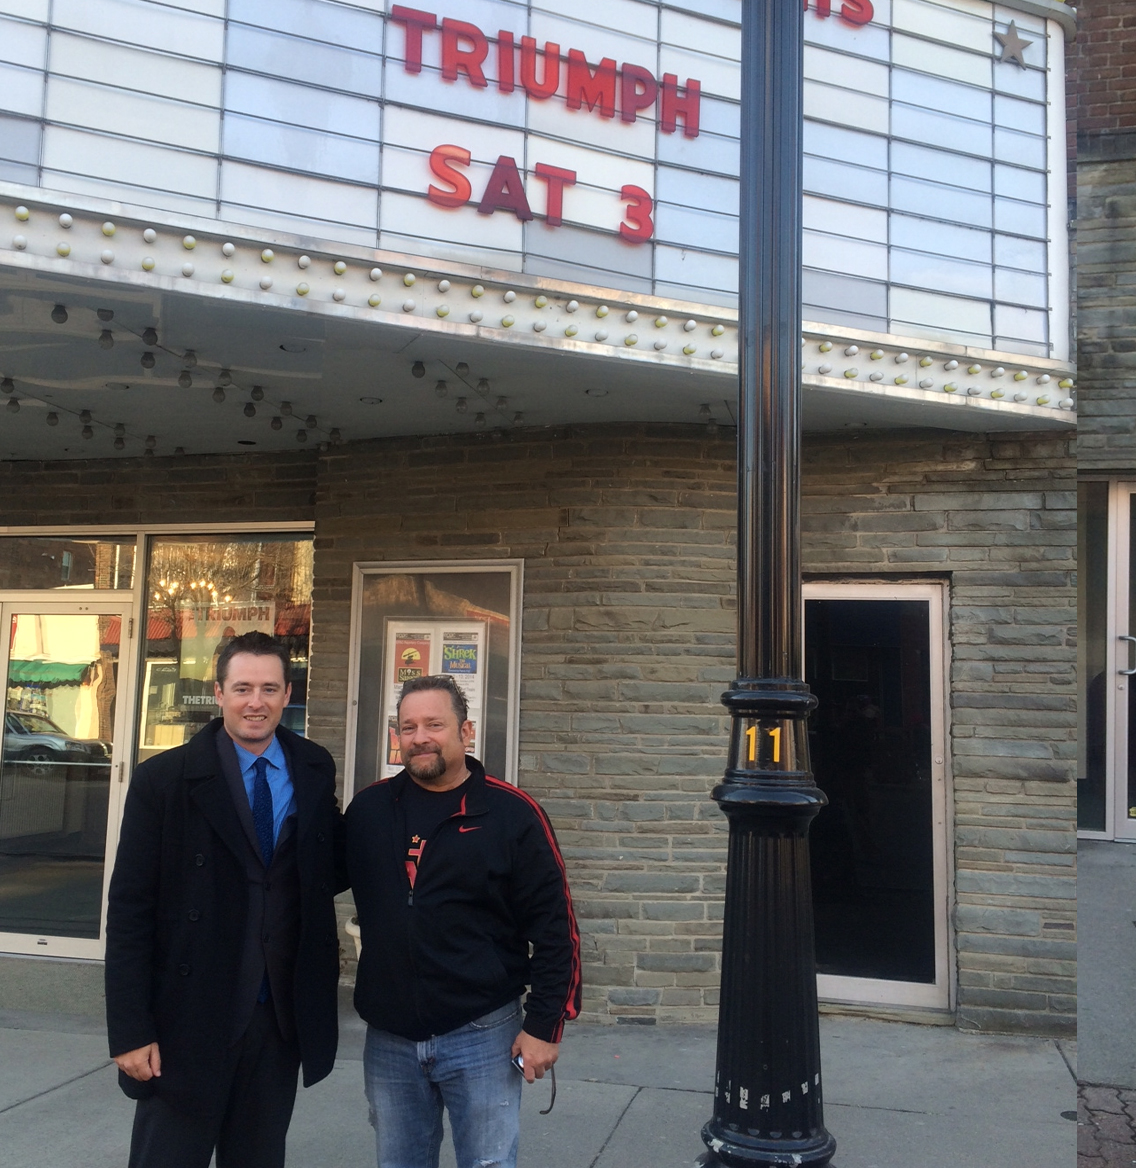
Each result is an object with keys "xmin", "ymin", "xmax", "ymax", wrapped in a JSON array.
[{"xmin": 346, "ymin": 673, "xmax": 580, "ymax": 1168}]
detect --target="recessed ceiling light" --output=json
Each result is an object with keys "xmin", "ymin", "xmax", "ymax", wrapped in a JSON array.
[
  {"xmin": 585, "ymin": 388, "xmax": 608, "ymax": 397},
  {"xmin": 279, "ymin": 341, "xmax": 308, "ymax": 353},
  {"xmin": 359, "ymin": 396, "xmax": 383, "ymax": 405}
]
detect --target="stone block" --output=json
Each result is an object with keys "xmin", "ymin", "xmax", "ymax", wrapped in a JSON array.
[
  {"xmin": 638, "ymin": 952, "xmax": 717, "ymax": 973},
  {"xmin": 608, "ymin": 988, "xmax": 661, "ymax": 1006},
  {"xmin": 642, "ymin": 902, "xmax": 707, "ymax": 921},
  {"xmin": 955, "ymin": 906, "xmax": 1040, "ymax": 936},
  {"xmin": 603, "ymin": 873, "xmax": 702, "ymax": 893}
]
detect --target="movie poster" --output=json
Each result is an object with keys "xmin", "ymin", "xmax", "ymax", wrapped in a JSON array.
[{"xmin": 381, "ymin": 620, "xmax": 487, "ymax": 778}]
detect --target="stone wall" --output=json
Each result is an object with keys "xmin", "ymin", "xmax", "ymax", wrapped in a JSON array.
[
  {"xmin": 312, "ymin": 423, "xmax": 1076, "ymax": 1035},
  {"xmin": 1072, "ymin": 0, "xmax": 1136, "ymax": 472},
  {"xmin": 0, "ymin": 448, "xmax": 318, "ymax": 525},
  {"xmin": 1076, "ymin": 153, "xmax": 1136, "ymax": 472},
  {"xmin": 0, "ymin": 423, "xmax": 1075, "ymax": 1034}
]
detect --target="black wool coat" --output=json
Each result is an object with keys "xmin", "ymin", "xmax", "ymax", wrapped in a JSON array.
[{"xmin": 104, "ymin": 719, "xmax": 347, "ymax": 1116}]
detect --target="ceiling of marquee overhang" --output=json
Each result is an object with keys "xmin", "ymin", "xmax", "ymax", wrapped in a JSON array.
[{"xmin": 0, "ymin": 267, "xmax": 1070, "ymax": 462}]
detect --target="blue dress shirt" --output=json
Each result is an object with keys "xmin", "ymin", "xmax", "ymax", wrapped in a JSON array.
[{"xmin": 233, "ymin": 735, "xmax": 295, "ymax": 846}]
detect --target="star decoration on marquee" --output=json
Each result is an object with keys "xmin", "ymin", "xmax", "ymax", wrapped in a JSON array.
[{"xmin": 994, "ymin": 21, "xmax": 1033, "ymax": 68}]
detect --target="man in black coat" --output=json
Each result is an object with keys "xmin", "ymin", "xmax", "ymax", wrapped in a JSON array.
[{"xmin": 105, "ymin": 631, "xmax": 347, "ymax": 1168}]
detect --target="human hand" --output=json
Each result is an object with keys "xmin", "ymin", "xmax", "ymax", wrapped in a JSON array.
[
  {"xmin": 114, "ymin": 1042, "xmax": 161, "ymax": 1081},
  {"xmin": 511, "ymin": 1031, "xmax": 558, "ymax": 1083}
]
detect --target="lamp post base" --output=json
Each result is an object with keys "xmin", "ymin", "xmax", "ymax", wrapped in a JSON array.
[{"xmin": 695, "ymin": 1124, "xmax": 837, "ymax": 1168}]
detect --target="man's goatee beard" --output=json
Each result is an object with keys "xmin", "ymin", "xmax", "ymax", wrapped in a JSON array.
[{"xmin": 407, "ymin": 751, "xmax": 446, "ymax": 780}]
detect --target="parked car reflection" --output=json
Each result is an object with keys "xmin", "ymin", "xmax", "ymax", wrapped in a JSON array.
[{"xmin": 4, "ymin": 709, "xmax": 111, "ymax": 771}]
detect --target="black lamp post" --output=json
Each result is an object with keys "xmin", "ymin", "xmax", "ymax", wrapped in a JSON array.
[{"xmin": 695, "ymin": 0, "xmax": 836, "ymax": 1165}]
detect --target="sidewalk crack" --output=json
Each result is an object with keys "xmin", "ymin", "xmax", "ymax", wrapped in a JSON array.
[
  {"xmin": 587, "ymin": 1084, "xmax": 643, "ymax": 1168},
  {"xmin": 0, "ymin": 1060, "xmax": 114, "ymax": 1117}
]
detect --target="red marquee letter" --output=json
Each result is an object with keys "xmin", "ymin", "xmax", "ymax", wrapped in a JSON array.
[
  {"xmin": 803, "ymin": 0, "xmax": 833, "ymax": 15},
  {"xmin": 619, "ymin": 185, "xmax": 653, "ymax": 242},
  {"xmin": 534, "ymin": 163, "xmax": 577, "ymax": 227},
  {"xmin": 841, "ymin": 0, "xmax": 873, "ymax": 24},
  {"xmin": 497, "ymin": 30, "xmax": 515, "ymax": 93},
  {"xmin": 441, "ymin": 19, "xmax": 489, "ymax": 87},
  {"xmin": 565, "ymin": 50, "xmax": 616, "ymax": 119},
  {"xmin": 660, "ymin": 75, "xmax": 701, "ymax": 138},
  {"xmin": 521, "ymin": 37, "xmax": 560, "ymax": 100},
  {"xmin": 390, "ymin": 6, "xmax": 437, "ymax": 73},
  {"xmin": 477, "ymin": 156, "xmax": 534, "ymax": 221},
  {"xmin": 427, "ymin": 144, "xmax": 472, "ymax": 208},
  {"xmin": 620, "ymin": 64, "xmax": 657, "ymax": 124}
]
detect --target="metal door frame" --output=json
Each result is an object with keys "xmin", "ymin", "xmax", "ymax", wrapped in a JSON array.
[
  {"xmin": 804, "ymin": 580, "xmax": 953, "ymax": 1012},
  {"xmin": 1108, "ymin": 483, "xmax": 1136, "ymax": 841},
  {"xmin": 0, "ymin": 595, "xmax": 140, "ymax": 959}
]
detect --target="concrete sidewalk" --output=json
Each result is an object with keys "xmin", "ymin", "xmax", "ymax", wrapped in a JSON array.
[
  {"xmin": 1078, "ymin": 839, "xmax": 1136, "ymax": 1089},
  {"xmin": 0, "ymin": 993, "xmax": 1075, "ymax": 1168}
]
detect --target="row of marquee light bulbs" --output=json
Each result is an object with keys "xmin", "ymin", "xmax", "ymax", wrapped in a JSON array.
[
  {"xmin": 14, "ymin": 207, "xmax": 731, "ymax": 356},
  {"xmin": 810, "ymin": 340, "xmax": 1076, "ymax": 407},
  {"xmin": 1, "ymin": 301, "xmax": 349, "ymax": 454}
]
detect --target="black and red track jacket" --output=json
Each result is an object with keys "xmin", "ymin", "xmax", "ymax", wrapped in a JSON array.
[{"xmin": 346, "ymin": 757, "xmax": 581, "ymax": 1043}]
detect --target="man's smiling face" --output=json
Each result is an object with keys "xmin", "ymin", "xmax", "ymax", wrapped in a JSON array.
[{"xmin": 214, "ymin": 651, "xmax": 291, "ymax": 754}]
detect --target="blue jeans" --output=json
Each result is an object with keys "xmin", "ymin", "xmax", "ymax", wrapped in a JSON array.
[{"xmin": 363, "ymin": 999, "xmax": 523, "ymax": 1168}]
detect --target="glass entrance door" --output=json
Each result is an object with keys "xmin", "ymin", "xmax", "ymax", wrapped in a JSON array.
[
  {"xmin": 804, "ymin": 582, "xmax": 949, "ymax": 1010},
  {"xmin": 0, "ymin": 602, "xmax": 134, "ymax": 958}
]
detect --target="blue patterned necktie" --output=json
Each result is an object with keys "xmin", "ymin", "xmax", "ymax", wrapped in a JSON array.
[
  {"xmin": 252, "ymin": 755, "xmax": 274, "ymax": 867},
  {"xmin": 252, "ymin": 755, "xmax": 274, "ymax": 1004}
]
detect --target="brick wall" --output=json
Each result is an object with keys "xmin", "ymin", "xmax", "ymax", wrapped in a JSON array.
[
  {"xmin": 312, "ymin": 423, "xmax": 1076, "ymax": 1035},
  {"xmin": 0, "ymin": 449, "xmax": 318, "ymax": 525},
  {"xmin": 1068, "ymin": 0, "xmax": 1136, "ymax": 149}
]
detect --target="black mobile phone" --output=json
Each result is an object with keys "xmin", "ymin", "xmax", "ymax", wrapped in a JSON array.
[{"xmin": 511, "ymin": 1054, "xmax": 525, "ymax": 1074}]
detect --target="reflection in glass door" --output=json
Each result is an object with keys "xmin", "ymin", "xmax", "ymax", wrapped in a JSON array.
[
  {"xmin": 0, "ymin": 605, "xmax": 131, "ymax": 956},
  {"xmin": 805, "ymin": 583, "xmax": 949, "ymax": 1010}
]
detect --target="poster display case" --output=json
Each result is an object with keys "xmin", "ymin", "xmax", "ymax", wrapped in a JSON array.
[{"xmin": 347, "ymin": 561, "xmax": 523, "ymax": 797}]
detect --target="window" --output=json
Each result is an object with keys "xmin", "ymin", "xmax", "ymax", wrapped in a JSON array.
[{"xmin": 138, "ymin": 535, "xmax": 312, "ymax": 762}]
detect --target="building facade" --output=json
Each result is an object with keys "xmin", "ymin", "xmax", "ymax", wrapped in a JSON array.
[
  {"xmin": 1073, "ymin": 0, "xmax": 1136, "ymax": 846},
  {"xmin": 0, "ymin": 0, "xmax": 1076, "ymax": 1035}
]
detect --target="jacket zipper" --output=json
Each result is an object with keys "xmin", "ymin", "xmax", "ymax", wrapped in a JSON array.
[{"xmin": 406, "ymin": 794, "xmax": 482, "ymax": 907}]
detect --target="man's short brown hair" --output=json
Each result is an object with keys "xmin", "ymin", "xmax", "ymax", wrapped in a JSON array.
[
  {"xmin": 215, "ymin": 631, "xmax": 291, "ymax": 688},
  {"xmin": 397, "ymin": 674, "xmax": 468, "ymax": 724}
]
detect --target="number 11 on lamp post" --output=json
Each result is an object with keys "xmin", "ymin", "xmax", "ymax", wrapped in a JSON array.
[{"xmin": 735, "ymin": 719, "xmax": 802, "ymax": 774}]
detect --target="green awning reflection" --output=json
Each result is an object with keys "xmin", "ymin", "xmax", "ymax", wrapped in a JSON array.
[{"xmin": 7, "ymin": 660, "xmax": 92, "ymax": 687}]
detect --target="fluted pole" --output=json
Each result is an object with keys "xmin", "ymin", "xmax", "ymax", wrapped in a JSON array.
[{"xmin": 694, "ymin": 0, "xmax": 835, "ymax": 1164}]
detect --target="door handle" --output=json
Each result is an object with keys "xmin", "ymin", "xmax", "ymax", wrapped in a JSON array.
[{"xmin": 1121, "ymin": 635, "xmax": 1136, "ymax": 675}]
